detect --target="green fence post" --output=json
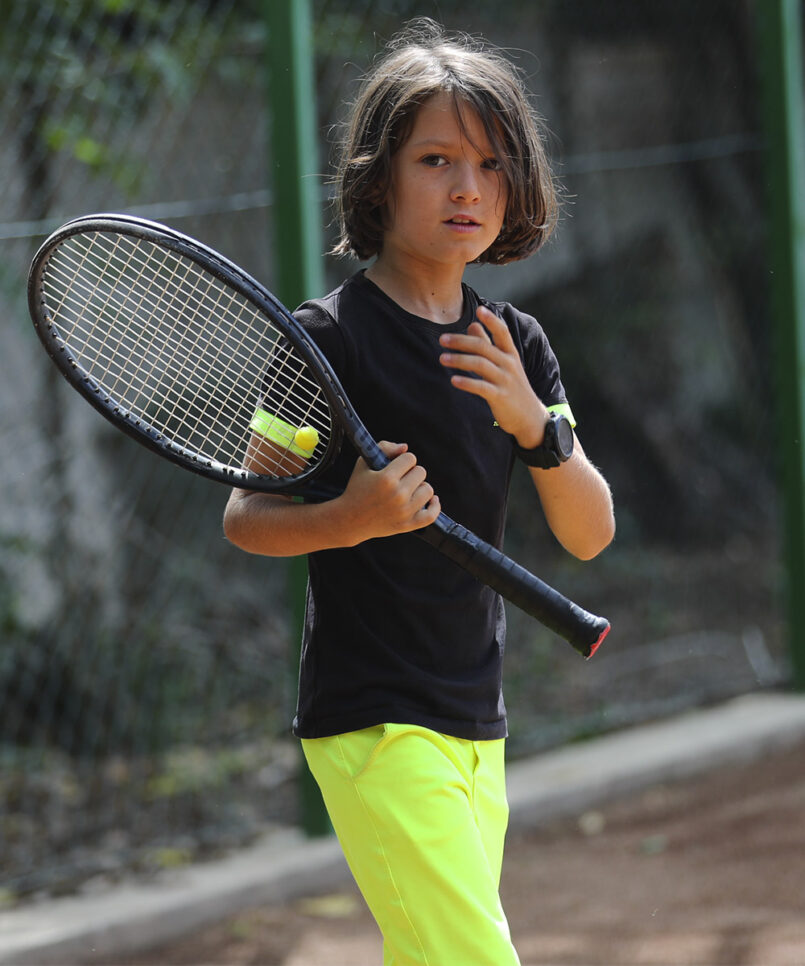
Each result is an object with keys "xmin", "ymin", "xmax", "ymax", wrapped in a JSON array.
[
  {"xmin": 264, "ymin": 0, "xmax": 330, "ymax": 834},
  {"xmin": 757, "ymin": 0, "xmax": 805, "ymax": 691}
]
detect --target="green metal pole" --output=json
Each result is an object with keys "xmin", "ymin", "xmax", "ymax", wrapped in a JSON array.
[
  {"xmin": 264, "ymin": 0, "xmax": 330, "ymax": 834},
  {"xmin": 757, "ymin": 0, "xmax": 805, "ymax": 691}
]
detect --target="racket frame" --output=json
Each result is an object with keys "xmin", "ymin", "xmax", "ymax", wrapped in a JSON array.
[{"xmin": 28, "ymin": 213, "xmax": 344, "ymax": 493}]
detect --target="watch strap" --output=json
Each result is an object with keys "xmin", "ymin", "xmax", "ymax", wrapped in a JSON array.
[
  {"xmin": 513, "ymin": 411, "xmax": 574, "ymax": 468},
  {"xmin": 513, "ymin": 437, "xmax": 563, "ymax": 468}
]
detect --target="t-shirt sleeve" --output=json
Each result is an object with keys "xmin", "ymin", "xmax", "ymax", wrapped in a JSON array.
[
  {"xmin": 497, "ymin": 301, "xmax": 576, "ymax": 427},
  {"xmin": 289, "ymin": 297, "xmax": 356, "ymax": 491},
  {"xmin": 293, "ymin": 298, "xmax": 349, "ymax": 379},
  {"xmin": 249, "ymin": 299, "xmax": 348, "ymax": 448}
]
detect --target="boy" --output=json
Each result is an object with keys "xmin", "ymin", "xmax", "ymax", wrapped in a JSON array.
[{"xmin": 225, "ymin": 20, "xmax": 614, "ymax": 965}]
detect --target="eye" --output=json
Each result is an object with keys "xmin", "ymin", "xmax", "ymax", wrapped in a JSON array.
[
  {"xmin": 421, "ymin": 154, "xmax": 447, "ymax": 167},
  {"xmin": 482, "ymin": 157, "xmax": 502, "ymax": 171}
]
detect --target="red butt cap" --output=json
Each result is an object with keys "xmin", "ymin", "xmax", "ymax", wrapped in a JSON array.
[{"xmin": 586, "ymin": 623, "xmax": 610, "ymax": 660}]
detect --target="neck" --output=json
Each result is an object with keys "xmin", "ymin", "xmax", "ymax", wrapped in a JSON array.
[{"xmin": 364, "ymin": 255, "xmax": 466, "ymax": 325}]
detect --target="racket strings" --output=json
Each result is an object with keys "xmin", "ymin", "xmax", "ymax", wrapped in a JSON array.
[
  {"xmin": 44, "ymin": 241, "xmax": 267, "ymax": 458},
  {"xmin": 43, "ymin": 243, "xmax": 309, "ymax": 435},
  {"xmin": 40, "ymin": 231, "xmax": 332, "ymax": 478},
  {"xmin": 49, "ymin": 236, "xmax": 331, "ymax": 478}
]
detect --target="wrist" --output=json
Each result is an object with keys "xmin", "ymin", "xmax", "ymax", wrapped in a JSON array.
[
  {"xmin": 513, "ymin": 411, "xmax": 574, "ymax": 468},
  {"xmin": 510, "ymin": 398, "xmax": 550, "ymax": 450},
  {"xmin": 513, "ymin": 410, "xmax": 549, "ymax": 450},
  {"xmin": 328, "ymin": 492, "xmax": 369, "ymax": 548}
]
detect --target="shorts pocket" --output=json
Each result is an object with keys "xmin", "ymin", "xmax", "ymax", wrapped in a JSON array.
[{"xmin": 333, "ymin": 723, "xmax": 393, "ymax": 781}]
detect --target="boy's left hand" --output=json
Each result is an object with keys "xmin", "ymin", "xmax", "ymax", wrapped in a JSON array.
[{"xmin": 438, "ymin": 305, "xmax": 546, "ymax": 448}]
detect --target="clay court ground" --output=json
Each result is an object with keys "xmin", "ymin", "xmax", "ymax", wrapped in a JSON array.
[{"xmin": 124, "ymin": 735, "xmax": 805, "ymax": 966}]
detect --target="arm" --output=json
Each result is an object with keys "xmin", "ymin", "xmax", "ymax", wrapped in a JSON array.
[
  {"xmin": 523, "ymin": 435, "xmax": 615, "ymax": 561},
  {"xmin": 439, "ymin": 305, "xmax": 615, "ymax": 560},
  {"xmin": 223, "ymin": 439, "xmax": 441, "ymax": 557}
]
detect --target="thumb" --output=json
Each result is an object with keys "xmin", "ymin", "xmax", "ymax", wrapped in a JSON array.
[{"xmin": 377, "ymin": 440, "xmax": 409, "ymax": 459}]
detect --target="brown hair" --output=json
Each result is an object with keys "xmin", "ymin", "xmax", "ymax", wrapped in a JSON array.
[{"xmin": 331, "ymin": 19, "xmax": 558, "ymax": 265}]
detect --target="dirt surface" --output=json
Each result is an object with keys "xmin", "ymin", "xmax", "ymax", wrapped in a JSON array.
[{"xmin": 120, "ymin": 738, "xmax": 805, "ymax": 966}]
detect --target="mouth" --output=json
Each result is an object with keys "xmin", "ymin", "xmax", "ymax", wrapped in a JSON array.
[{"xmin": 444, "ymin": 215, "xmax": 481, "ymax": 233}]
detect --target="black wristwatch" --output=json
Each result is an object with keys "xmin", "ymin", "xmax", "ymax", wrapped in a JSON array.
[{"xmin": 513, "ymin": 412, "xmax": 574, "ymax": 468}]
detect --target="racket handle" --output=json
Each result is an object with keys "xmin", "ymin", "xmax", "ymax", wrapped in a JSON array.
[
  {"xmin": 420, "ymin": 513, "xmax": 609, "ymax": 658},
  {"xmin": 296, "ymin": 481, "xmax": 609, "ymax": 657}
]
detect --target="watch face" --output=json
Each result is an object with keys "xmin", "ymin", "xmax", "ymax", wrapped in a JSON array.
[{"xmin": 554, "ymin": 416, "xmax": 574, "ymax": 459}]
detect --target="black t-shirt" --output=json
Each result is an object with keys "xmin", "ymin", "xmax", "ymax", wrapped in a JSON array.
[{"xmin": 291, "ymin": 272, "xmax": 568, "ymax": 740}]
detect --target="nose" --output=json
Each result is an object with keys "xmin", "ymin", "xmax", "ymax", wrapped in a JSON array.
[{"xmin": 450, "ymin": 162, "xmax": 481, "ymax": 203}]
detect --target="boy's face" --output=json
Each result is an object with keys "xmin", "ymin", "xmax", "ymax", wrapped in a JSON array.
[{"xmin": 383, "ymin": 92, "xmax": 509, "ymax": 269}]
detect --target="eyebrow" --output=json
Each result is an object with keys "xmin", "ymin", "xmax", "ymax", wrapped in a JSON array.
[
  {"xmin": 408, "ymin": 138, "xmax": 455, "ymax": 149},
  {"xmin": 407, "ymin": 137, "xmax": 497, "ymax": 155}
]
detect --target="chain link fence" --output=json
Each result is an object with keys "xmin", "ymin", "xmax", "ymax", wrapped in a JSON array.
[{"xmin": 0, "ymin": 0, "xmax": 790, "ymax": 904}]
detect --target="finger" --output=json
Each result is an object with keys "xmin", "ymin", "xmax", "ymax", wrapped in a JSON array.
[
  {"xmin": 390, "ymin": 454, "xmax": 435, "ymax": 504},
  {"xmin": 439, "ymin": 350, "xmax": 499, "ymax": 380},
  {"xmin": 439, "ymin": 326, "xmax": 508, "ymax": 362},
  {"xmin": 410, "ymin": 493, "xmax": 441, "ymax": 530},
  {"xmin": 408, "ymin": 483, "xmax": 435, "ymax": 516},
  {"xmin": 438, "ymin": 332, "xmax": 501, "ymax": 369},
  {"xmin": 376, "ymin": 448, "xmax": 426, "ymax": 496},
  {"xmin": 402, "ymin": 466, "xmax": 437, "ymax": 513},
  {"xmin": 467, "ymin": 319, "xmax": 492, "ymax": 342},
  {"xmin": 377, "ymin": 440, "xmax": 408, "ymax": 458},
  {"xmin": 439, "ymin": 329, "xmax": 496, "ymax": 354},
  {"xmin": 445, "ymin": 372, "xmax": 496, "ymax": 399},
  {"xmin": 475, "ymin": 305, "xmax": 517, "ymax": 352}
]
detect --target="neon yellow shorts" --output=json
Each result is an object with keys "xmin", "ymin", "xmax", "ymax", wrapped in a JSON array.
[{"xmin": 301, "ymin": 723, "xmax": 520, "ymax": 966}]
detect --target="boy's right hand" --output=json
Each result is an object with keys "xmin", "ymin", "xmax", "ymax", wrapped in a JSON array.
[{"xmin": 338, "ymin": 440, "xmax": 441, "ymax": 544}]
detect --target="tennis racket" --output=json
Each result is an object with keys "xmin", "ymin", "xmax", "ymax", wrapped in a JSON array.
[{"xmin": 27, "ymin": 213, "xmax": 609, "ymax": 658}]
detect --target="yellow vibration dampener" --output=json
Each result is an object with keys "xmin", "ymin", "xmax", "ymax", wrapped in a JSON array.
[
  {"xmin": 249, "ymin": 409, "xmax": 320, "ymax": 458},
  {"xmin": 293, "ymin": 426, "xmax": 319, "ymax": 456}
]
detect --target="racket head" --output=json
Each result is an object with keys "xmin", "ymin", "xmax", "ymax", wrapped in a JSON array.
[{"xmin": 27, "ymin": 213, "xmax": 343, "ymax": 492}]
